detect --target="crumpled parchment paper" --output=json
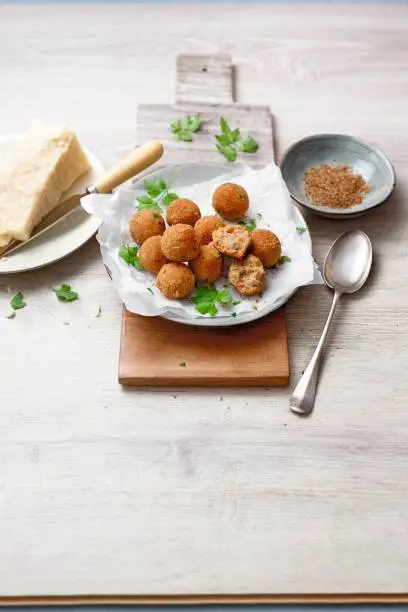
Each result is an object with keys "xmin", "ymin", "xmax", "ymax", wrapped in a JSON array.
[{"xmin": 81, "ymin": 163, "xmax": 322, "ymax": 320}]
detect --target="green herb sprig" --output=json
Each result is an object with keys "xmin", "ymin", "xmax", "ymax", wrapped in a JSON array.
[
  {"xmin": 10, "ymin": 292, "xmax": 25, "ymax": 310},
  {"xmin": 136, "ymin": 178, "xmax": 179, "ymax": 211},
  {"xmin": 119, "ymin": 245, "xmax": 144, "ymax": 271},
  {"xmin": 170, "ymin": 114, "xmax": 201, "ymax": 142},
  {"xmin": 192, "ymin": 283, "xmax": 238, "ymax": 317},
  {"xmin": 53, "ymin": 284, "xmax": 79, "ymax": 302},
  {"xmin": 273, "ymin": 255, "xmax": 292, "ymax": 268},
  {"xmin": 215, "ymin": 117, "xmax": 259, "ymax": 162},
  {"xmin": 238, "ymin": 218, "xmax": 257, "ymax": 232}
]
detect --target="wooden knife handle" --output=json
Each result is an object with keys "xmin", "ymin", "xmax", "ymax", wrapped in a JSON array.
[{"xmin": 94, "ymin": 141, "xmax": 164, "ymax": 194}]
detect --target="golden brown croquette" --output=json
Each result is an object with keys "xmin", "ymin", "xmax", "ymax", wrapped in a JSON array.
[
  {"xmin": 194, "ymin": 215, "xmax": 225, "ymax": 246},
  {"xmin": 156, "ymin": 263, "xmax": 195, "ymax": 299},
  {"xmin": 129, "ymin": 209, "xmax": 165, "ymax": 245},
  {"xmin": 161, "ymin": 223, "xmax": 199, "ymax": 262},
  {"xmin": 228, "ymin": 254, "xmax": 266, "ymax": 296},
  {"xmin": 212, "ymin": 225, "xmax": 251, "ymax": 259},
  {"xmin": 139, "ymin": 235, "xmax": 168, "ymax": 275},
  {"xmin": 190, "ymin": 243, "xmax": 223, "ymax": 283},
  {"xmin": 250, "ymin": 229, "xmax": 282, "ymax": 268},
  {"xmin": 166, "ymin": 199, "xmax": 201, "ymax": 227},
  {"xmin": 212, "ymin": 183, "xmax": 249, "ymax": 221}
]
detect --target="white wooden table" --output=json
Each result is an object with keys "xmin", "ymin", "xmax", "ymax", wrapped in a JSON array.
[{"xmin": 1, "ymin": 3, "xmax": 408, "ymax": 601}]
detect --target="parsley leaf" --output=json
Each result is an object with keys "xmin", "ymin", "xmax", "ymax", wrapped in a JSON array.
[
  {"xmin": 136, "ymin": 179, "xmax": 179, "ymax": 211},
  {"xmin": 240, "ymin": 135, "xmax": 259, "ymax": 153},
  {"xmin": 296, "ymin": 226, "xmax": 307, "ymax": 235},
  {"xmin": 10, "ymin": 292, "xmax": 25, "ymax": 310},
  {"xmin": 119, "ymin": 245, "xmax": 144, "ymax": 271},
  {"xmin": 136, "ymin": 194, "xmax": 161, "ymax": 211},
  {"xmin": 179, "ymin": 362, "xmax": 187, "ymax": 367},
  {"xmin": 273, "ymin": 255, "xmax": 292, "ymax": 268},
  {"xmin": 220, "ymin": 117, "xmax": 231, "ymax": 135},
  {"xmin": 53, "ymin": 284, "xmax": 79, "ymax": 302},
  {"xmin": 171, "ymin": 113, "xmax": 201, "ymax": 142},
  {"xmin": 162, "ymin": 192, "xmax": 179, "ymax": 207},
  {"xmin": 217, "ymin": 286, "xmax": 233, "ymax": 304},
  {"xmin": 238, "ymin": 218, "xmax": 257, "ymax": 232},
  {"xmin": 144, "ymin": 178, "xmax": 166, "ymax": 197},
  {"xmin": 191, "ymin": 282, "xmax": 235, "ymax": 316},
  {"xmin": 147, "ymin": 288, "xmax": 154, "ymax": 295},
  {"xmin": 215, "ymin": 117, "xmax": 259, "ymax": 162},
  {"xmin": 216, "ymin": 143, "xmax": 237, "ymax": 163},
  {"xmin": 177, "ymin": 131, "xmax": 193, "ymax": 142}
]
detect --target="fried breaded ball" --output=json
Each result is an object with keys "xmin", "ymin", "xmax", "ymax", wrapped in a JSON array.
[
  {"xmin": 212, "ymin": 183, "xmax": 249, "ymax": 221},
  {"xmin": 139, "ymin": 235, "xmax": 168, "ymax": 275},
  {"xmin": 156, "ymin": 263, "xmax": 195, "ymax": 300},
  {"xmin": 228, "ymin": 254, "xmax": 266, "ymax": 296},
  {"xmin": 212, "ymin": 225, "xmax": 251, "ymax": 259},
  {"xmin": 161, "ymin": 223, "xmax": 199, "ymax": 262},
  {"xmin": 251, "ymin": 229, "xmax": 282, "ymax": 268},
  {"xmin": 194, "ymin": 215, "xmax": 225, "ymax": 246},
  {"xmin": 129, "ymin": 209, "xmax": 165, "ymax": 245},
  {"xmin": 166, "ymin": 199, "xmax": 201, "ymax": 227},
  {"xmin": 190, "ymin": 243, "xmax": 223, "ymax": 283}
]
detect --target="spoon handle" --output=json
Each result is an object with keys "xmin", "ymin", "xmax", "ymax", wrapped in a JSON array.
[{"xmin": 290, "ymin": 291, "xmax": 341, "ymax": 416}]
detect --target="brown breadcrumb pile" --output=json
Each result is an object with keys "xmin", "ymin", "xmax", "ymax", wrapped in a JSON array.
[{"xmin": 304, "ymin": 164, "xmax": 370, "ymax": 209}]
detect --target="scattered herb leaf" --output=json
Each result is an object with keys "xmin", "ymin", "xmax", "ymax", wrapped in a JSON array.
[
  {"xmin": 53, "ymin": 284, "xmax": 79, "ymax": 302},
  {"xmin": 215, "ymin": 117, "xmax": 259, "ymax": 162},
  {"xmin": 256, "ymin": 212, "xmax": 263, "ymax": 220},
  {"xmin": 162, "ymin": 192, "xmax": 179, "ymax": 207},
  {"xmin": 232, "ymin": 312, "xmax": 237, "ymax": 318},
  {"xmin": 171, "ymin": 114, "xmax": 201, "ymax": 142},
  {"xmin": 136, "ymin": 179, "xmax": 179, "ymax": 211},
  {"xmin": 232, "ymin": 300, "xmax": 241, "ymax": 306},
  {"xmin": 211, "ymin": 251, "xmax": 221, "ymax": 258},
  {"xmin": 216, "ymin": 143, "xmax": 237, "ymax": 163},
  {"xmin": 136, "ymin": 194, "xmax": 161, "ymax": 211},
  {"xmin": 144, "ymin": 178, "xmax": 166, "ymax": 197},
  {"xmin": 147, "ymin": 288, "xmax": 154, "ymax": 295},
  {"xmin": 238, "ymin": 218, "xmax": 257, "ymax": 232},
  {"xmin": 10, "ymin": 292, "xmax": 25, "ymax": 310},
  {"xmin": 273, "ymin": 255, "xmax": 292, "ymax": 268},
  {"xmin": 179, "ymin": 361, "xmax": 187, "ymax": 367},
  {"xmin": 296, "ymin": 226, "xmax": 307, "ymax": 235},
  {"xmin": 239, "ymin": 135, "xmax": 259, "ymax": 154},
  {"xmin": 191, "ymin": 282, "xmax": 236, "ymax": 316},
  {"xmin": 217, "ymin": 286, "xmax": 233, "ymax": 304},
  {"xmin": 119, "ymin": 244, "xmax": 144, "ymax": 271}
]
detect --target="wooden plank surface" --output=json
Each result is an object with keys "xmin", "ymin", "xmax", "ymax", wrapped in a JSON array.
[
  {"xmin": 119, "ymin": 311, "xmax": 289, "ymax": 387},
  {"xmin": 1, "ymin": 2, "xmax": 408, "ymax": 598},
  {"xmin": 122, "ymin": 54, "xmax": 287, "ymax": 388}
]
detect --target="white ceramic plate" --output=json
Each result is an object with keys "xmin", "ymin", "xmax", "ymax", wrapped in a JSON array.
[
  {"xmin": 0, "ymin": 133, "xmax": 104, "ymax": 274},
  {"xmin": 130, "ymin": 163, "xmax": 312, "ymax": 327}
]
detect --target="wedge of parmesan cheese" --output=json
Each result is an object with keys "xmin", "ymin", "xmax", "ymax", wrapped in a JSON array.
[{"xmin": 0, "ymin": 120, "xmax": 91, "ymax": 246}]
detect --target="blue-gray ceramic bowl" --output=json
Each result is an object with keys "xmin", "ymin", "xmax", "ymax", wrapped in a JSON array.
[{"xmin": 280, "ymin": 134, "xmax": 395, "ymax": 219}]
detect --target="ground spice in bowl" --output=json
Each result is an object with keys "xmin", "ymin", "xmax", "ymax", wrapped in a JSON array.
[{"xmin": 304, "ymin": 164, "xmax": 371, "ymax": 209}]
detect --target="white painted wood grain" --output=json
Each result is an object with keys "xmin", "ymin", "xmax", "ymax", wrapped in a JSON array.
[{"xmin": 1, "ymin": 3, "xmax": 408, "ymax": 597}]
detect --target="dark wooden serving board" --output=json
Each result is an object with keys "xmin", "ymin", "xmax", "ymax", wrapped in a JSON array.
[{"xmin": 119, "ymin": 54, "xmax": 289, "ymax": 387}]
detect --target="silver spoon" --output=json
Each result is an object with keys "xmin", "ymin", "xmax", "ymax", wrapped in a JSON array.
[{"xmin": 290, "ymin": 230, "xmax": 373, "ymax": 416}]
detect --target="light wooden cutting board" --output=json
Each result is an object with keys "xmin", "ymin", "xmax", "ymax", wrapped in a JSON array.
[{"xmin": 119, "ymin": 54, "xmax": 289, "ymax": 387}]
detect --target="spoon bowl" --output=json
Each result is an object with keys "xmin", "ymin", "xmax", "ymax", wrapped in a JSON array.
[
  {"xmin": 323, "ymin": 230, "xmax": 373, "ymax": 294},
  {"xmin": 290, "ymin": 230, "xmax": 373, "ymax": 415}
]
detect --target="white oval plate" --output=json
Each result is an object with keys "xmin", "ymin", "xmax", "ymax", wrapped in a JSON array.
[
  {"xmin": 0, "ymin": 133, "xmax": 104, "ymax": 274},
  {"xmin": 130, "ymin": 163, "xmax": 312, "ymax": 327}
]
